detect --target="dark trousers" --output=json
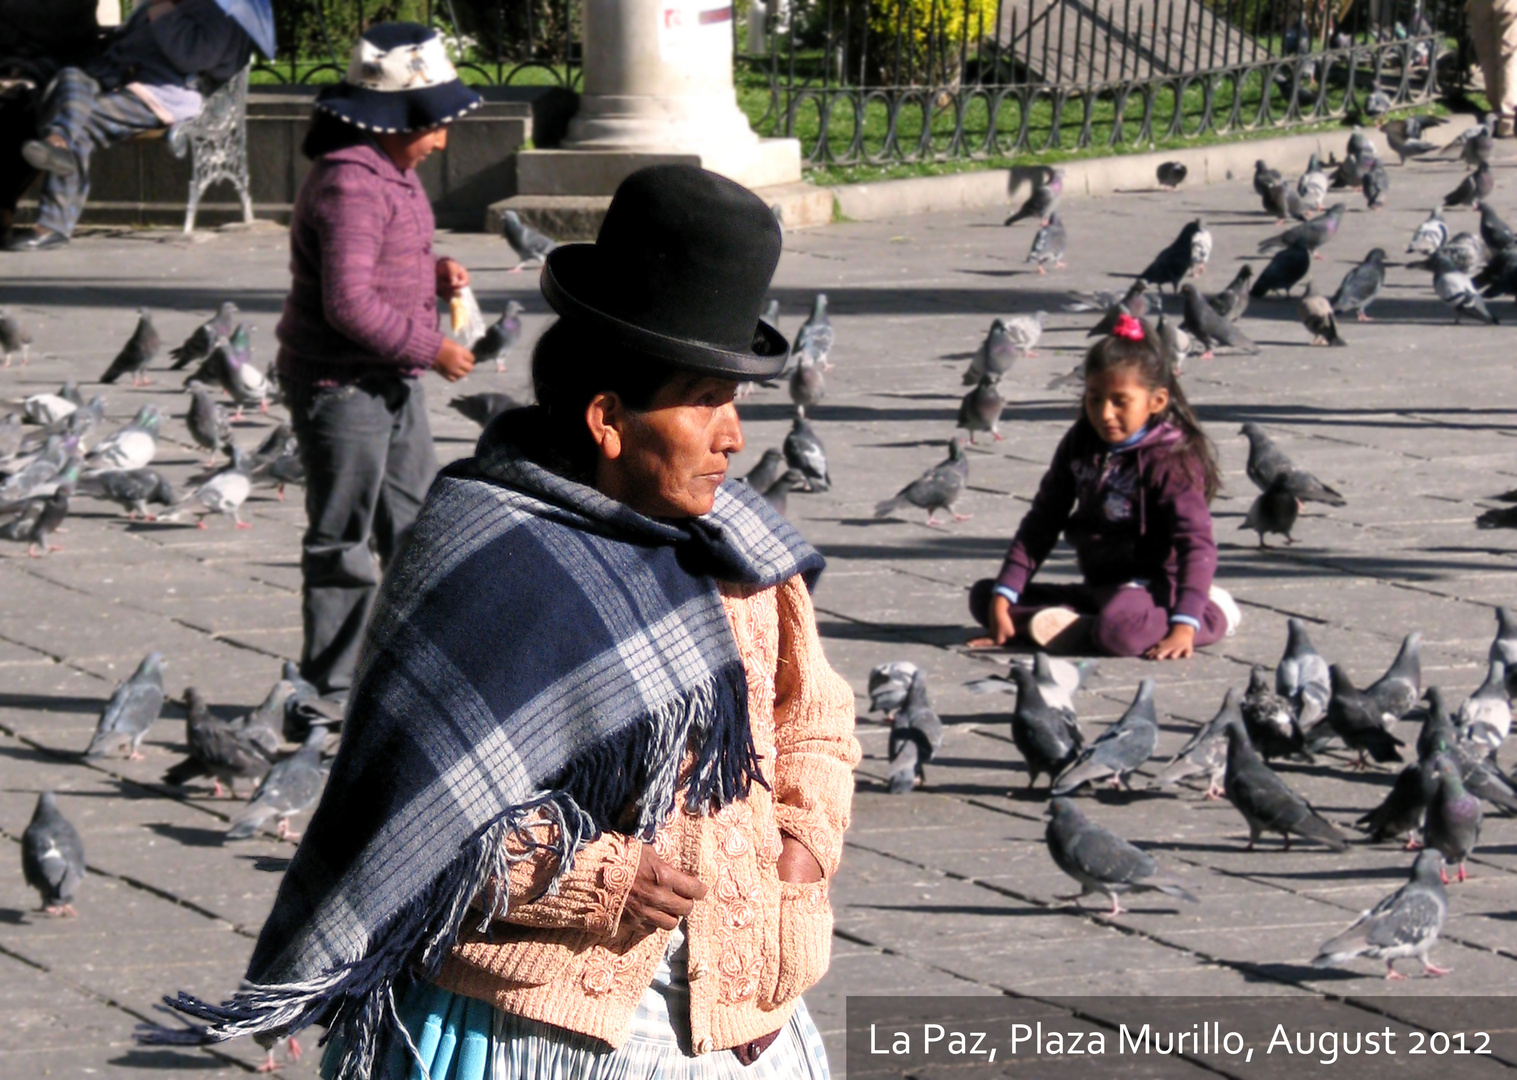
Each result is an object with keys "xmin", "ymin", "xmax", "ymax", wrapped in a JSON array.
[
  {"xmin": 37, "ymin": 67, "xmax": 161, "ymax": 237},
  {"xmin": 969, "ymin": 577, "xmax": 1228, "ymax": 658},
  {"xmin": 286, "ymin": 376, "xmax": 438, "ymax": 695}
]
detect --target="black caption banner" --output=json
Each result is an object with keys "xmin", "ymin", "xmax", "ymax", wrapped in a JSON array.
[{"xmin": 846, "ymin": 996, "xmax": 1517, "ymax": 1078}]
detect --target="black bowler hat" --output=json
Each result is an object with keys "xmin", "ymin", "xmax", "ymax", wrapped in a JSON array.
[{"xmin": 541, "ymin": 165, "xmax": 788, "ymax": 380}]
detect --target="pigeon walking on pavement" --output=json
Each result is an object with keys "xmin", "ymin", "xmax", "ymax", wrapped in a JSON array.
[
  {"xmin": 1250, "ymin": 241, "xmax": 1312, "ymax": 298},
  {"xmin": 1263, "ymin": 178, "xmax": 1309, "ymax": 222},
  {"xmin": 0, "ymin": 484, "xmax": 70, "ymax": 557},
  {"xmin": 84, "ymin": 652, "xmax": 166, "ymax": 760},
  {"xmin": 1298, "ymin": 282, "xmax": 1345, "ymax": 346},
  {"xmin": 186, "ymin": 382, "xmax": 232, "ymax": 465},
  {"xmin": 1045, "ymin": 797, "xmax": 1199, "ymax": 916},
  {"xmin": 1381, "ymin": 119, "xmax": 1440, "ymax": 164},
  {"xmin": 1004, "ymin": 167, "xmax": 1063, "ymax": 226},
  {"xmin": 99, "ymin": 309, "xmax": 160, "ymax": 387},
  {"xmin": 1457, "ymin": 660, "xmax": 1511, "ymax": 754},
  {"xmin": 874, "ymin": 438, "xmax": 970, "ymax": 525},
  {"xmin": 1313, "ymin": 849, "xmax": 1449, "ymax": 978},
  {"xmin": 1141, "ymin": 220, "xmax": 1207, "ymax": 291},
  {"xmin": 783, "ymin": 409, "xmax": 830, "ymax": 492},
  {"xmin": 1008, "ymin": 665, "xmax": 1083, "ymax": 790},
  {"xmin": 1277, "ymin": 617, "xmax": 1331, "ymax": 730},
  {"xmin": 1298, "ymin": 154, "xmax": 1331, "ymax": 210},
  {"xmin": 957, "ymin": 374, "xmax": 1005, "ymax": 444},
  {"xmin": 1206, "ymin": 265, "xmax": 1253, "ymax": 322},
  {"xmin": 75, "ymin": 467, "xmax": 176, "ymax": 520},
  {"xmin": 168, "ymin": 301, "xmax": 237, "ymax": 370},
  {"xmin": 867, "ymin": 661, "xmax": 920, "ymax": 719},
  {"xmin": 186, "ymin": 446, "xmax": 254, "ymax": 529},
  {"xmin": 1331, "ymin": 248, "xmax": 1387, "ymax": 321},
  {"xmin": 1478, "ymin": 203, "xmax": 1515, "ymax": 253},
  {"xmin": 1357, "ymin": 756, "xmax": 1438, "ymax": 845},
  {"xmin": 1026, "ymin": 212, "xmax": 1067, "ymax": 273},
  {"xmin": 0, "ymin": 309, "xmax": 33, "ymax": 367},
  {"xmin": 1242, "ymin": 666, "xmax": 1306, "ymax": 761},
  {"xmin": 1258, "ymin": 204, "xmax": 1345, "ymax": 259},
  {"xmin": 789, "ymin": 354, "xmax": 825, "ymax": 409},
  {"xmin": 1253, "ymin": 159, "xmax": 1283, "ymax": 199},
  {"xmin": 86, "ymin": 404, "xmax": 160, "ymax": 472},
  {"xmin": 162, "ymin": 687, "xmax": 273, "ymax": 798},
  {"xmin": 1362, "ymin": 155, "xmax": 1390, "ymax": 211},
  {"xmin": 226, "ymin": 728, "xmax": 330, "ymax": 840},
  {"xmin": 1180, "ymin": 283, "xmax": 1257, "ymax": 358},
  {"xmin": 1428, "ymin": 249, "xmax": 1499, "ymax": 324},
  {"xmin": 963, "ymin": 318, "xmax": 1018, "ymax": 384},
  {"xmin": 501, "ymin": 209, "xmax": 557, "ymax": 270},
  {"xmin": 1325, "ymin": 666, "xmax": 1408, "ymax": 767},
  {"xmin": 1223, "ymin": 720, "xmax": 1349, "ymax": 851},
  {"xmin": 887, "ymin": 669, "xmax": 944, "ymax": 794},
  {"xmin": 742, "ymin": 448, "xmax": 787, "ymax": 494},
  {"xmin": 471, "ymin": 301, "xmax": 524, "ymax": 373},
  {"xmin": 1407, "ymin": 208, "xmax": 1448, "ymax": 255},
  {"xmin": 1156, "ymin": 161, "xmax": 1187, "ymax": 189},
  {"xmin": 1424, "ymin": 755, "xmax": 1481, "ymax": 882},
  {"xmin": 1444, "ymin": 161, "xmax": 1493, "ymax": 209},
  {"xmin": 790, "ymin": 293, "xmax": 834, "ymax": 372},
  {"xmin": 1368, "ymin": 632, "xmax": 1423, "ymax": 724},
  {"xmin": 1239, "ymin": 423, "xmax": 1346, "ymax": 505},
  {"xmin": 1052, "ymin": 679, "xmax": 1159, "ymax": 794},
  {"xmin": 1492, "ymin": 607, "xmax": 1517, "ymax": 692},
  {"xmin": 21, "ymin": 792, "xmax": 85, "ymax": 917},
  {"xmin": 760, "ymin": 469, "xmax": 803, "ymax": 517},
  {"xmin": 1241, "ymin": 474, "xmax": 1300, "ymax": 547},
  {"xmin": 1149, "ymin": 688, "xmax": 1240, "ymax": 799}
]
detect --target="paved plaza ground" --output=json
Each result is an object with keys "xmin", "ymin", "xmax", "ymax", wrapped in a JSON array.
[{"xmin": 3, "ymin": 134, "xmax": 1517, "ymax": 1076}]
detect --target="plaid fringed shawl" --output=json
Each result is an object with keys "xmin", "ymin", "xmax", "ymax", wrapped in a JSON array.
[{"xmin": 144, "ymin": 408, "xmax": 824, "ymax": 1078}]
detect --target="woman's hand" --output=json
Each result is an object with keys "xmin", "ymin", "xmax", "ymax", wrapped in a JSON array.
[
  {"xmin": 621, "ymin": 844, "xmax": 707, "ymax": 935},
  {"xmin": 1146, "ymin": 623, "xmax": 1196, "ymax": 661},
  {"xmin": 433, "ymin": 339, "xmax": 475, "ymax": 382},
  {"xmin": 777, "ymin": 836, "xmax": 824, "ymax": 884},
  {"xmin": 967, "ymin": 593, "xmax": 1016, "ymax": 649},
  {"xmin": 436, "ymin": 257, "xmax": 470, "ymax": 299}
]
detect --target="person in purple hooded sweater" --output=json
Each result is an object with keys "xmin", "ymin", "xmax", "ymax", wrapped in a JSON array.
[{"xmin": 968, "ymin": 314, "xmax": 1240, "ymax": 659}]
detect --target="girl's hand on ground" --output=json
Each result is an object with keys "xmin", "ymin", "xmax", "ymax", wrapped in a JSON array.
[
  {"xmin": 1145, "ymin": 623, "xmax": 1196, "ymax": 660},
  {"xmin": 436, "ymin": 257, "xmax": 470, "ymax": 298},
  {"xmin": 433, "ymin": 339, "xmax": 475, "ymax": 381},
  {"xmin": 622, "ymin": 845, "xmax": 707, "ymax": 935},
  {"xmin": 967, "ymin": 594, "xmax": 1016, "ymax": 649}
]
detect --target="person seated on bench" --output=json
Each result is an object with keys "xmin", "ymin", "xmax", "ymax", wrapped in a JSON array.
[{"xmin": 5, "ymin": 0, "xmax": 249, "ymax": 252}]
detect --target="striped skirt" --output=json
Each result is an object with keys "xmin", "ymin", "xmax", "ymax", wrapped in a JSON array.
[{"xmin": 324, "ymin": 926, "xmax": 831, "ymax": 1080}]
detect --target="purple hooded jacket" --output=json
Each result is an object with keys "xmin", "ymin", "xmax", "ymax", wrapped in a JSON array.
[{"xmin": 994, "ymin": 418, "xmax": 1218, "ymax": 624}]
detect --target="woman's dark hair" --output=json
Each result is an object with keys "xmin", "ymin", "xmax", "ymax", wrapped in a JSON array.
[
  {"xmin": 530, "ymin": 319, "xmax": 681, "ymax": 482},
  {"xmin": 301, "ymin": 110, "xmax": 372, "ymax": 160},
  {"xmin": 1082, "ymin": 329, "xmax": 1222, "ymax": 501}
]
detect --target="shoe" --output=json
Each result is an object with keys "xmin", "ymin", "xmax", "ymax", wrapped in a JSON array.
[
  {"xmin": 3, "ymin": 227, "xmax": 68, "ymax": 252},
  {"xmin": 1028, "ymin": 607, "xmax": 1091, "ymax": 651},
  {"xmin": 1209, "ymin": 585, "xmax": 1242, "ymax": 637},
  {"xmin": 1497, "ymin": 117, "xmax": 1516, "ymax": 139},
  {"xmin": 21, "ymin": 138, "xmax": 75, "ymax": 177}
]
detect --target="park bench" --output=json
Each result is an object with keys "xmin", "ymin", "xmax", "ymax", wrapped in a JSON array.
[{"xmin": 132, "ymin": 64, "xmax": 253, "ymax": 232}]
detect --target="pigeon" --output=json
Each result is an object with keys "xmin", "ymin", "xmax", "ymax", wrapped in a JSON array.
[
  {"xmin": 1297, "ymin": 282, "xmax": 1345, "ymax": 346},
  {"xmin": 163, "ymin": 687, "xmax": 273, "ymax": 798},
  {"xmin": 1141, "ymin": 220, "xmax": 1205, "ymax": 291},
  {"xmin": 471, "ymin": 301, "xmax": 524, "ymax": 372},
  {"xmin": 783, "ymin": 409, "xmax": 829, "ymax": 492},
  {"xmin": 1457, "ymin": 660, "xmax": 1511, "ymax": 755},
  {"xmin": 760, "ymin": 469, "xmax": 803, "ymax": 517},
  {"xmin": 1478, "ymin": 204, "xmax": 1516, "ymax": 257},
  {"xmin": 1253, "ymin": 160, "xmax": 1284, "ymax": 199},
  {"xmin": 86, "ymin": 404, "xmax": 160, "ymax": 472},
  {"xmin": 1085, "ymin": 281, "xmax": 1157, "ymax": 337},
  {"xmin": 0, "ymin": 484, "xmax": 70, "ymax": 556},
  {"xmin": 1380, "ymin": 119, "xmax": 1439, "ymax": 164},
  {"xmin": 501, "ymin": 209, "xmax": 557, "ymax": 269},
  {"xmin": 168, "ymin": 301, "xmax": 237, "ymax": 370},
  {"xmin": 1156, "ymin": 161, "xmax": 1187, "ymax": 189},
  {"xmin": 1444, "ymin": 161, "xmax": 1493, "ymax": 209},
  {"xmin": 874, "ymin": 437, "xmax": 970, "ymax": 526},
  {"xmin": 1206, "ymin": 265, "xmax": 1253, "ymax": 322},
  {"xmin": 1331, "ymin": 248, "xmax": 1386, "ymax": 321},
  {"xmin": 1491, "ymin": 607, "xmax": 1517, "ymax": 688},
  {"xmin": 1223, "ymin": 720, "xmax": 1349, "ymax": 851},
  {"xmin": 1421, "ymin": 231, "xmax": 1490, "ymax": 276},
  {"xmin": 0, "ymin": 436, "xmax": 77, "ymax": 504},
  {"xmin": 1189, "ymin": 220, "xmax": 1213, "ymax": 277},
  {"xmin": 99, "ymin": 309, "xmax": 160, "ymax": 387},
  {"xmin": 867, "ymin": 661, "xmax": 920, "ymax": 719},
  {"xmin": 956, "ymin": 374, "xmax": 1005, "ymax": 444},
  {"xmin": 0, "ymin": 412, "xmax": 21, "ymax": 461},
  {"xmin": 228, "ymin": 680, "xmax": 293, "ymax": 760},
  {"xmin": 217, "ymin": 325, "xmax": 269, "ymax": 417},
  {"xmin": 1257, "ymin": 204, "xmax": 1345, "ymax": 258},
  {"xmin": 1443, "ymin": 120, "xmax": 1494, "ymax": 168},
  {"xmin": 1362, "ymin": 156, "xmax": 1390, "ymax": 210},
  {"xmin": 1406, "ymin": 207, "xmax": 1448, "ymax": 255},
  {"xmin": 1357, "ymin": 756, "xmax": 1438, "ymax": 845},
  {"xmin": 1476, "ymin": 242, "xmax": 1517, "ymax": 298},
  {"xmin": 1004, "ymin": 167, "xmax": 1063, "ymax": 226},
  {"xmin": 1149, "ymin": 688, "xmax": 1240, "ymax": 799},
  {"xmin": 21, "ymin": 792, "xmax": 85, "ymax": 917},
  {"xmin": 1298, "ymin": 154, "xmax": 1330, "ymax": 210},
  {"xmin": 965, "ymin": 653, "xmax": 1094, "ymax": 716},
  {"xmin": 1263, "ymin": 178, "xmax": 1309, "ymax": 223},
  {"xmin": 281, "ymin": 662, "xmax": 346, "ymax": 743},
  {"xmin": 1180, "ymin": 283, "xmax": 1256, "ymax": 357},
  {"xmin": 963, "ymin": 317, "xmax": 1019, "ymax": 383},
  {"xmin": 1313, "ymin": 849, "xmax": 1449, "ymax": 978},
  {"xmin": 1239, "ymin": 423, "xmax": 1346, "ymax": 505},
  {"xmin": 1368, "ymin": 632, "xmax": 1423, "ymax": 724},
  {"xmin": 1052, "ymin": 679, "xmax": 1159, "ymax": 794},
  {"xmin": 1000, "ymin": 311, "xmax": 1045, "ymax": 358},
  {"xmin": 247, "ymin": 436, "xmax": 304, "ymax": 502},
  {"xmin": 1417, "ymin": 691, "xmax": 1517, "ymax": 816},
  {"xmin": 1417, "ymin": 687, "xmax": 1463, "ymax": 764},
  {"xmin": 1325, "ymin": 665, "xmax": 1407, "ymax": 767},
  {"xmin": 1007, "ymin": 665, "xmax": 1083, "ymax": 790},
  {"xmin": 1250, "ymin": 241, "xmax": 1312, "ymax": 298},
  {"xmin": 1155, "ymin": 313, "xmax": 1192, "ymax": 373},
  {"xmin": 1424, "ymin": 755, "xmax": 1481, "ymax": 882},
  {"xmin": 789, "ymin": 355, "xmax": 825, "ymax": 409},
  {"xmin": 187, "ymin": 447, "xmax": 254, "ymax": 529},
  {"xmin": 448, "ymin": 392, "xmax": 518, "ymax": 428},
  {"xmin": 83, "ymin": 652, "xmax": 166, "ymax": 760},
  {"xmin": 226, "ymin": 727, "xmax": 329, "ymax": 840},
  {"xmin": 1044, "ymin": 797, "xmax": 1199, "ymax": 916},
  {"xmin": 1399, "ymin": 114, "xmax": 1448, "ymax": 140},
  {"xmin": 1242, "ymin": 666, "xmax": 1306, "ymax": 761},
  {"xmin": 1347, "ymin": 127, "xmax": 1376, "ymax": 162},
  {"xmin": 21, "ymin": 384, "xmax": 80, "ymax": 426},
  {"xmin": 790, "ymin": 294, "xmax": 834, "ymax": 371},
  {"xmin": 1066, "ymin": 281, "xmax": 1159, "ymax": 320},
  {"xmin": 1331, "ymin": 149, "xmax": 1373, "ymax": 190},
  {"xmin": 1026, "ymin": 212, "xmax": 1067, "ymax": 274},
  {"xmin": 887, "ymin": 669, "xmax": 944, "ymax": 794},
  {"xmin": 1240, "ymin": 473, "xmax": 1300, "ymax": 547},
  {"xmin": 0, "ymin": 309, "xmax": 33, "ymax": 367},
  {"xmin": 743, "ymin": 448, "xmax": 787, "ymax": 494},
  {"xmin": 186, "ymin": 382, "xmax": 232, "ymax": 465},
  {"xmin": 75, "ymin": 467, "xmax": 176, "ymax": 520}
]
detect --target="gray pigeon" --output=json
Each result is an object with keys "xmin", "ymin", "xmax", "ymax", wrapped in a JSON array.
[
  {"xmin": 186, "ymin": 381, "xmax": 232, "ymax": 465},
  {"xmin": 75, "ymin": 467, "xmax": 176, "ymax": 520},
  {"xmin": 1368, "ymin": 632, "xmax": 1422, "ymax": 724},
  {"xmin": 1258, "ymin": 204, "xmax": 1345, "ymax": 258},
  {"xmin": 783, "ymin": 409, "xmax": 829, "ymax": 492},
  {"xmin": 873, "ymin": 438, "xmax": 970, "ymax": 525},
  {"xmin": 1026, "ymin": 212, "xmax": 1066, "ymax": 274},
  {"xmin": 1357, "ymin": 756, "xmax": 1438, "ymax": 845},
  {"xmin": 1149, "ymin": 688, "xmax": 1239, "ymax": 799},
  {"xmin": 1491, "ymin": 607, "xmax": 1517, "ymax": 693},
  {"xmin": 229, "ymin": 679, "xmax": 293, "ymax": 760},
  {"xmin": 1444, "ymin": 161, "xmax": 1493, "ymax": 209},
  {"xmin": 0, "ymin": 484, "xmax": 70, "ymax": 557},
  {"xmin": 501, "ymin": 209, "xmax": 557, "ymax": 268},
  {"xmin": 1250, "ymin": 241, "xmax": 1312, "ymax": 298},
  {"xmin": 1141, "ymin": 220, "xmax": 1204, "ymax": 292},
  {"xmin": 1457, "ymin": 659, "xmax": 1510, "ymax": 755},
  {"xmin": 867, "ymin": 661, "xmax": 920, "ymax": 719},
  {"xmin": 1324, "ymin": 665, "xmax": 1407, "ymax": 767},
  {"xmin": 1406, "ymin": 208, "xmax": 1448, "ymax": 255},
  {"xmin": 1298, "ymin": 154, "xmax": 1330, "ymax": 210},
  {"xmin": 1424, "ymin": 755, "xmax": 1481, "ymax": 882},
  {"xmin": 1004, "ymin": 167, "xmax": 1063, "ymax": 226},
  {"xmin": 1313, "ymin": 849, "xmax": 1449, "ymax": 978},
  {"xmin": 226, "ymin": 728, "xmax": 329, "ymax": 840},
  {"xmin": 84, "ymin": 652, "xmax": 166, "ymax": 760},
  {"xmin": 0, "ymin": 309, "xmax": 33, "ymax": 367},
  {"xmin": 1362, "ymin": 156, "xmax": 1390, "ymax": 211},
  {"xmin": 966, "ymin": 653, "xmax": 1094, "ymax": 716},
  {"xmin": 162, "ymin": 687, "xmax": 273, "ymax": 798},
  {"xmin": 472, "ymin": 301, "xmax": 524, "ymax": 373},
  {"xmin": 168, "ymin": 301, "xmax": 237, "ymax": 370},
  {"xmin": 761, "ymin": 469, "xmax": 804, "ymax": 517},
  {"xmin": 1263, "ymin": 177, "xmax": 1309, "ymax": 222},
  {"xmin": 887, "ymin": 669, "xmax": 944, "ymax": 794},
  {"xmin": 964, "ymin": 318, "xmax": 1017, "ymax": 384},
  {"xmin": 956, "ymin": 374, "xmax": 1005, "ymax": 444},
  {"xmin": 1253, "ymin": 159, "xmax": 1284, "ymax": 198},
  {"xmin": 789, "ymin": 355, "xmax": 825, "ymax": 409},
  {"xmin": 1223, "ymin": 720, "xmax": 1349, "ymax": 851},
  {"xmin": 1429, "ymin": 250, "xmax": 1499, "ymax": 324},
  {"xmin": 790, "ymin": 294, "xmax": 834, "ymax": 370},
  {"xmin": 1045, "ymin": 797, "xmax": 1198, "ymax": 916},
  {"xmin": 743, "ymin": 448, "xmax": 787, "ymax": 494},
  {"xmin": 1239, "ymin": 423, "xmax": 1346, "ymax": 505},
  {"xmin": 1297, "ymin": 283, "xmax": 1344, "ymax": 347},
  {"xmin": 1085, "ymin": 282, "xmax": 1160, "ymax": 337},
  {"xmin": 1008, "ymin": 665, "xmax": 1083, "ymax": 790},
  {"xmin": 99, "ymin": 309, "xmax": 159, "ymax": 387},
  {"xmin": 86, "ymin": 404, "xmax": 160, "ymax": 472},
  {"xmin": 1381, "ymin": 119, "xmax": 1440, "ymax": 165},
  {"xmin": 1330, "ymin": 248, "xmax": 1386, "ymax": 321},
  {"xmin": 186, "ymin": 446, "xmax": 253, "ymax": 528},
  {"xmin": 21, "ymin": 792, "xmax": 85, "ymax": 917},
  {"xmin": 448, "ymin": 392, "xmax": 518, "ymax": 428},
  {"xmin": 1206, "ymin": 265, "xmax": 1253, "ymax": 322},
  {"xmin": 1052, "ymin": 679, "xmax": 1159, "ymax": 794},
  {"xmin": 1180, "ymin": 283, "xmax": 1256, "ymax": 358},
  {"xmin": 1242, "ymin": 665, "xmax": 1306, "ymax": 761},
  {"xmin": 1156, "ymin": 161, "xmax": 1187, "ymax": 189}
]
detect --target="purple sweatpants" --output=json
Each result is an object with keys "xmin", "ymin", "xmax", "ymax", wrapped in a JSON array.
[{"xmin": 969, "ymin": 578, "xmax": 1229, "ymax": 658}]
